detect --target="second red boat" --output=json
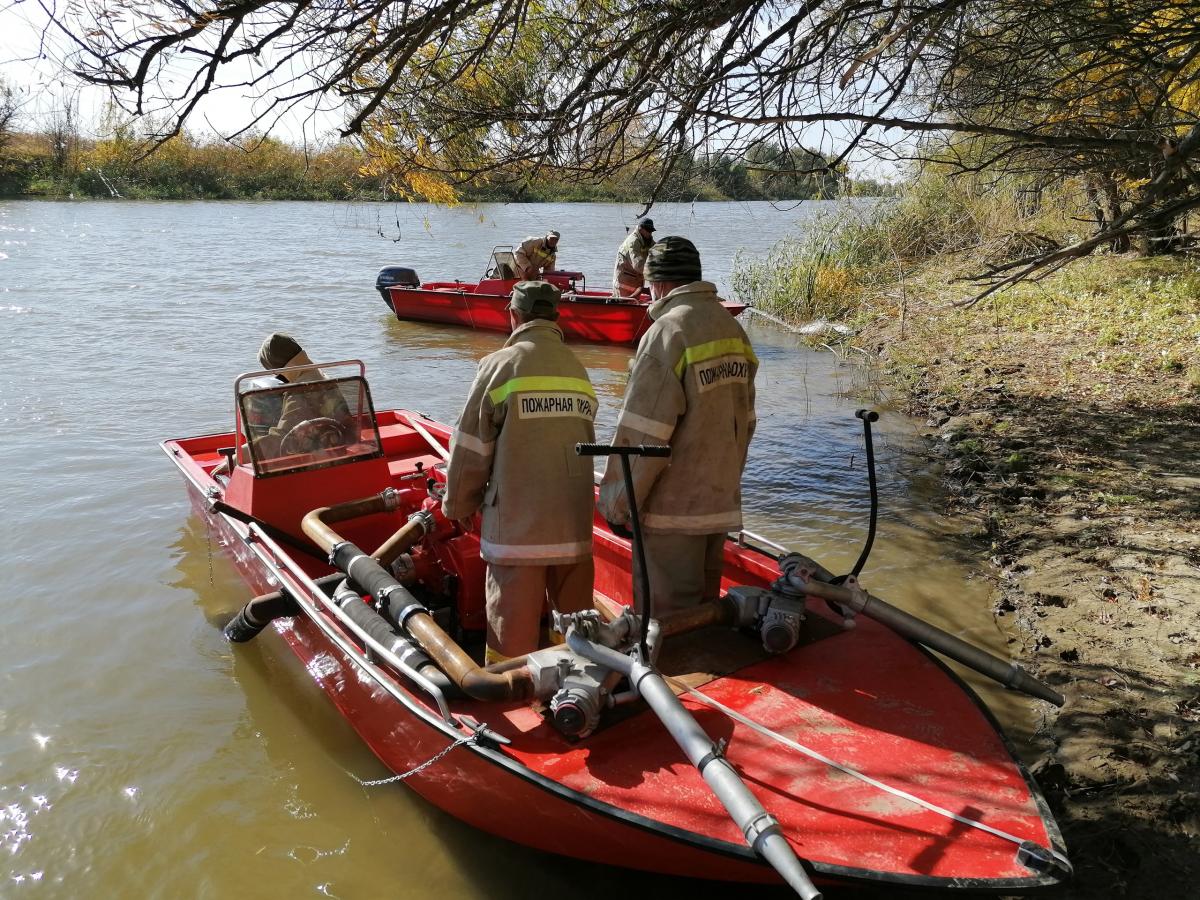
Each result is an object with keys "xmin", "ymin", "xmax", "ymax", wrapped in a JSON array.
[{"xmin": 375, "ymin": 246, "xmax": 747, "ymax": 344}]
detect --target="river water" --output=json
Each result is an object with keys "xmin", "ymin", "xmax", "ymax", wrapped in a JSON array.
[{"xmin": 1, "ymin": 200, "xmax": 1024, "ymax": 898}]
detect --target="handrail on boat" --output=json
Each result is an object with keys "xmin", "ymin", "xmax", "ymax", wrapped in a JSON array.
[
  {"xmin": 397, "ymin": 411, "xmax": 451, "ymax": 463},
  {"xmin": 243, "ymin": 522, "xmax": 459, "ymax": 728},
  {"xmin": 731, "ymin": 528, "xmax": 790, "ymax": 559}
]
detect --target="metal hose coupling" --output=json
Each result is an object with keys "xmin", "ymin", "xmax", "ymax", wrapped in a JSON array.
[{"xmin": 407, "ymin": 507, "xmax": 434, "ymax": 531}]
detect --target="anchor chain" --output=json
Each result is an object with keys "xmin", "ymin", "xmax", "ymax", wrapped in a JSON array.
[
  {"xmin": 205, "ymin": 516, "xmax": 215, "ymax": 587},
  {"xmin": 348, "ymin": 736, "xmax": 475, "ymax": 787}
]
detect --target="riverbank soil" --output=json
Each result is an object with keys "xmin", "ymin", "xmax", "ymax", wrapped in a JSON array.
[{"xmin": 866, "ymin": 255, "xmax": 1200, "ymax": 898}]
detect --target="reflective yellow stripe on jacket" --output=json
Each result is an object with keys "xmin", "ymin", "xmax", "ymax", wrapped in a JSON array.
[
  {"xmin": 673, "ymin": 338, "xmax": 759, "ymax": 378},
  {"xmin": 488, "ymin": 376, "xmax": 597, "ymax": 405}
]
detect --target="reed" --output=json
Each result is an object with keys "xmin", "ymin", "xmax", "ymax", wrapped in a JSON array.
[{"xmin": 733, "ymin": 173, "xmax": 1081, "ymax": 333}]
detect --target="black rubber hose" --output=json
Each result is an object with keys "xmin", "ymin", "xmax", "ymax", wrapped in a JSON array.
[
  {"xmin": 331, "ymin": 542, "xmax": 425, "ymax": 623},
  {"xmin": 332, "ymin": 587, "xmax": 462, "ymax": 698},
  {"xmin": 849, "ymin": 409, "xmax": 880, "ymax": 579},
  {"xmin": 224, "ymin": 573, "xmax": 344, "ymax": 642}
]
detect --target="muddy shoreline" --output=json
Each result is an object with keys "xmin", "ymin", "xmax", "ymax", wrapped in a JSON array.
[{"xmin": 879, "ymin": 362, "xmax": 1200, "ymax": 897}]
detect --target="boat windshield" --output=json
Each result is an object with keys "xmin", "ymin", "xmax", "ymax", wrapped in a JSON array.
[
  {"xmin": 235, "ymin": 361, "xmax": 383, "ymax": 477},
  {"xmin": 485, "ymin": 246, "xmax": 518, "ymax": 280}
]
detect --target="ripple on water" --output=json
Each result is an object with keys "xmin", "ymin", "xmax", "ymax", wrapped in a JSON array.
[{"xmin": 1, "ymin": 735, "xmax": 83, "ymax": 888}]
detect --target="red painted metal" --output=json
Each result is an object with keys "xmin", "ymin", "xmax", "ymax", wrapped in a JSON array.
[
  {"xmin": 163, "ymin": 406, "xmax": 1068, "ymax": 893},
  {"xmin": 384, "ymin": 275, "xmax": 747, "ymax": 345}
]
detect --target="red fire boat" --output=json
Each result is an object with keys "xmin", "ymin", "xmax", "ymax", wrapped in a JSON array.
[
  {"xmin": 375, "ymin": 246, "xmax": 747, "ymax": 344},
  {"xmin": 163, "ymin": 359, "xmax": 1071, "ymax": 895}
]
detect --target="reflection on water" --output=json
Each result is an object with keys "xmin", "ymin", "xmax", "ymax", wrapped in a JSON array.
[{"xmin": 0, "ymin": 200, "xmax": 1031, "ymax": 897}]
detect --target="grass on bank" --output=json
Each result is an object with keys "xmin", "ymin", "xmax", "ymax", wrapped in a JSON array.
[
  {"xmin": 886, "ymin": 254, "xmax": 1200, "ymax": 410},
  {"xmin": 733, "ymin": 175, "xmax": 1200, "ymax": 409}
]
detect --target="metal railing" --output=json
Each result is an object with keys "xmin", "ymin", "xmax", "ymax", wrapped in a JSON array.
[{"xmin": 244, "ymin": 522, "xmax": 459, "ymax": 728}]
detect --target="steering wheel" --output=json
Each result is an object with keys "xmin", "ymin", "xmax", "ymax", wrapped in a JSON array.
[{"xmin": 279, "ymin": 417, "xmax": 346, "ymax": 455}]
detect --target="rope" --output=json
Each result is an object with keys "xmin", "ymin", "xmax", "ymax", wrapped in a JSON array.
[
  {"xmin": 347, "ymin": 736, "xmax": 475, "ymax": 787},
  {"xmin": 665, "ymin": 676, "xmax": 1069, "ymax": 870}
]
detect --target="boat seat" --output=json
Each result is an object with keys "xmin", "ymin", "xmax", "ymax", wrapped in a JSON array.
[{"xmin": 376, "ymin": 421, "xmax": 430, "ymax": 455}]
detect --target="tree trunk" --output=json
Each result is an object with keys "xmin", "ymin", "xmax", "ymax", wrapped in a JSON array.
[{"xmin": 1100, "ymin": 174, "xmax": 1131, "ymax": 253}]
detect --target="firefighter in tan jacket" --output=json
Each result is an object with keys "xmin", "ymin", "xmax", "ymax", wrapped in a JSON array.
[
  {"xmin": 598, "ymin": 236, "xmax": 757, "ymax": 614},
  {"xmin": 611, "ymin": 218, "xmax": 655, "ymax": 297},
  {"xmin": 513, "ymin": 231, "xmax": 560, "ymax": 280},
  {"xmin": 442, "ymin": 281, "xmax": 598, "ymax": 663}
]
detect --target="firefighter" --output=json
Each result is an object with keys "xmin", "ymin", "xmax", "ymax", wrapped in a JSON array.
[
  {"xmin": 255, "ymin": 332, "xmax": 351, "ymax": 457},
  {"xmin": 513, "ymin": 231, "xmax": 560, "ymax": 280},
  {"xmin": 442, "ymin": 281, "xmax": 598, "ymax": 663},
  {"xmin": 598, "ymin": 236, "xmax": 757, "ymax": 614},
  {"xmin": 612, "ymin": 217, "xmax": 656, "ymax": 297}
]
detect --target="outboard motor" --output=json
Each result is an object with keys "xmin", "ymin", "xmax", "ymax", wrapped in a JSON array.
[{"xmin": 375, "ymin": 266, "xmax": 421, "ymax": 304}]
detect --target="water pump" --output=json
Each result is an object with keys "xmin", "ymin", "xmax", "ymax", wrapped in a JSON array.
[{"xmin": 726, "ymin": 581, "xmax": 809, "ymax": 655}]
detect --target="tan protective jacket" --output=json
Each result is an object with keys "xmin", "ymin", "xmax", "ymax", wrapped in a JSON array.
[
  {"xmin": 443, "ymin": 320, "xmax": 598, "ymax": 565},
  {"xmin": 514, "ymin": 237, "xmax": 557, "ymax": 277},
  {"xmin": 612, "ymin": 230, "xmax": 652, "ymax": 295},
  {"xmin": 598, "ymin": 281, "xmax": 757, "ymax": 534}
]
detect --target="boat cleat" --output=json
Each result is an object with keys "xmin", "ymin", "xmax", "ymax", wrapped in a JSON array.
[{"xmin": 456, "ymin": 714, "xmax": 511, "ymax": 748}]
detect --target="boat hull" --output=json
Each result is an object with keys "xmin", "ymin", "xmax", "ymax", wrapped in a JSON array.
[
  {"xmin": 187, "ymin": 483, "xmax": 782, "ymax": 883},
  {"xmin": 385, "ymin": 283, "xmax": 746, "ymax": 345}
]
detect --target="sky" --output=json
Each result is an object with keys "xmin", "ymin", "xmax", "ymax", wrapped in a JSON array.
[
  {"xmin": 0, "ymin": 2, "xmax": 341, "ymax": 145},
  {"xmin": 0, "ymin": 2, "xmax": 899, "ymax": 180}
]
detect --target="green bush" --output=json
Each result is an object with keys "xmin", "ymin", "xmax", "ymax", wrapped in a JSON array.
[{"xmin": 732, "ymin": 171, "xmax": 1082, "ymax": 329}]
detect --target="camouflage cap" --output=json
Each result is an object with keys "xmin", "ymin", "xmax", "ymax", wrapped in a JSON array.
[
  {"xmin": 644, "ymin": 235, "xmax": 702, "ymax": 283},
  {"xmin": 509, "ymin": 280, "xmax": 562, "ymax": 318},
  {"xmin": 259, "ymin": 332, "xmax": 303, "ymax": 369}
]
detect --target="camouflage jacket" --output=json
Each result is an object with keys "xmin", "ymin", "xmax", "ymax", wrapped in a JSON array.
[
  {"xmin": 612, "ymin": 230, "xmax": 652, "ymax": 294},
  {"xmin": 514, "ymin": 237, "xmax": 557, "ymax": 276}
]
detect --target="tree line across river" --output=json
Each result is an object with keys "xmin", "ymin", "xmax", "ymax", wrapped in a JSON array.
[{"xmin": 0, "ymin": 122, "xmax": 893, "ymax": 204}]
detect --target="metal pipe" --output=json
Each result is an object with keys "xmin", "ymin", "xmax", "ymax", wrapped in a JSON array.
[
  {"xmin": 245, "ymin": 522, "xmax": 456, "ymax": 725},
  {"xmin": 372, "ymin": 514, "xmax": 429, "ymax": 568},
  {"xmin": 575, "ymin": 442, "xmax": 671, "ymax": 663},
  {"xmin": 788, "ymin": 572, "xmax": 1065, "ymax": 707},
  {"xmin": 567, "ymin": 633, "xmax": 822, "ymax": 900},
  {"xmin": 302, "ymin": 494, "xmax": 535, "ymax": 702}
]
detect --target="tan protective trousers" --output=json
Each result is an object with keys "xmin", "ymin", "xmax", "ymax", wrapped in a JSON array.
[
  {"xmin": 632, "ymin": 532, "xmax": 726, "ymax": 615},
  {"xmin": 614, "ymin": 274, "xmax": 644, "ymax": 298},
  {"xmin": 484, "ymin": 558, "xmax": 595, "ymax": 662}
]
